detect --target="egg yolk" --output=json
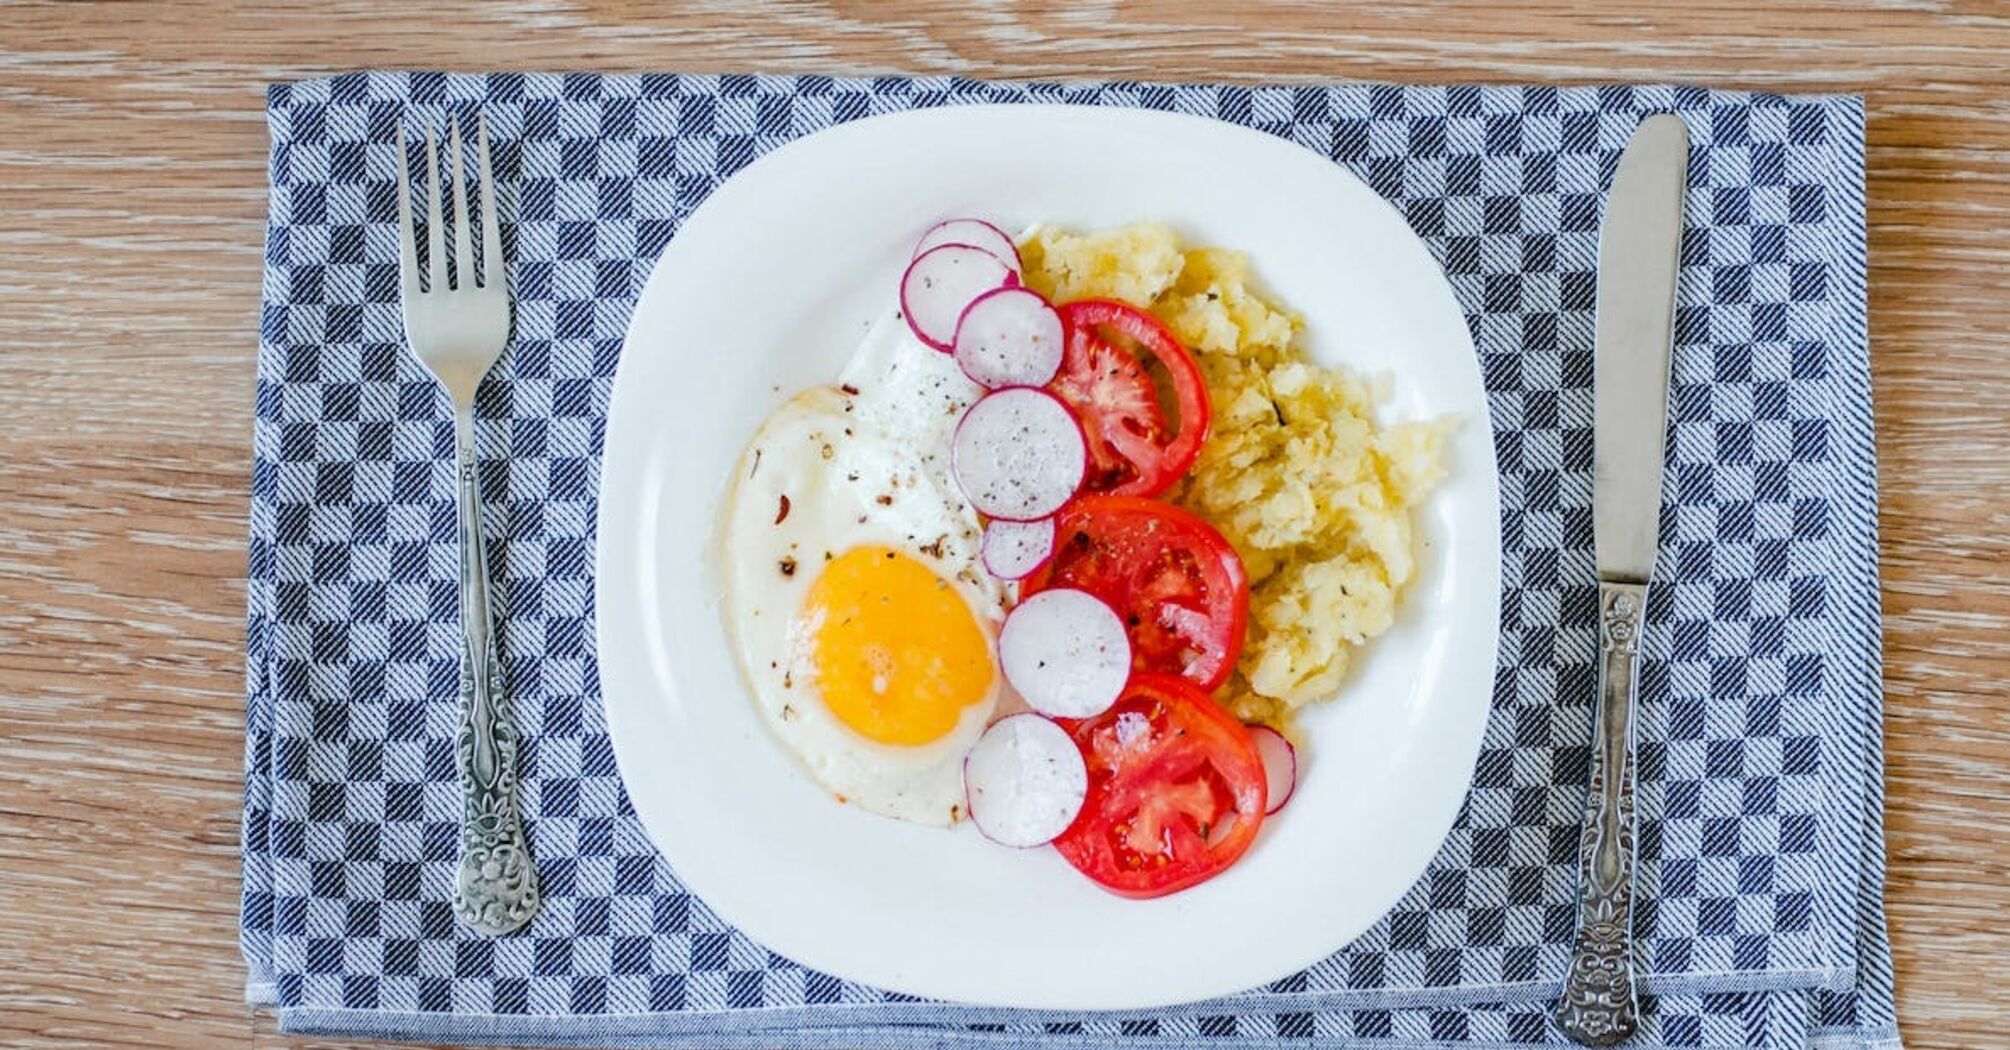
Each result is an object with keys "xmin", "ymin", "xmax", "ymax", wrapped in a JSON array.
[{"xmin": 801, "ymin": 545, "xmax": 994, "ymax": 745}]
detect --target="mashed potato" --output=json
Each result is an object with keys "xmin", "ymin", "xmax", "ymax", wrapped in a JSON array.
[{"xmin": 1019, "ymin": 222, "xmax": 1451, "ymax": 729}]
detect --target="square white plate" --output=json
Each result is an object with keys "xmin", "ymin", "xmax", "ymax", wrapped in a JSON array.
[{"xmin": 596, "ymin": 104, "xmax": 1500, "ymax": 1011}]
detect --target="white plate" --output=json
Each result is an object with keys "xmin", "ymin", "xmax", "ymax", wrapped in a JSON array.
[{"xmin": 597, "ymin": 104, "xmax": 1500, "ymax": 1011}]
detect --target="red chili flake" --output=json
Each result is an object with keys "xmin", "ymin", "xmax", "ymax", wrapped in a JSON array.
[{"xmin": 775, "ymin": 494, "xmax": 791, "ymax": 524}]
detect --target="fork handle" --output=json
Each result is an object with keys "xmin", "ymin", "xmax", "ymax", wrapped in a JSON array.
[
  {"xmin": 451, "ymin": 411, "xmax": 540, "ymax": 936},
  {"xmin": 1557, "ymin": 580, "xmax": 1646, "ymax": 1046}
]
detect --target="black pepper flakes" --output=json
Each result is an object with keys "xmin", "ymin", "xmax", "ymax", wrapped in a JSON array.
[{"xmin": 779, "ymin": 557, "xmax": 798, "ymax": 577}]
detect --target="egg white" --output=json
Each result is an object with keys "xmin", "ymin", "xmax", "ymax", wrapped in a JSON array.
[{"xmin": 719, "ymin": 319, "xmax": 1012, "ymax": 825}]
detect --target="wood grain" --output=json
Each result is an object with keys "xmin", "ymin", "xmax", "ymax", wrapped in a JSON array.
[{"xmin": 2, "ymin": 2, "xmax": 2005, "ymax": 1047}]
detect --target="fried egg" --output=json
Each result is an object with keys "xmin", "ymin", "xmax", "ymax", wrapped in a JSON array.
[{"xmin": 720, "ymin": 316, "xmax": 1009, "ymax": 825}]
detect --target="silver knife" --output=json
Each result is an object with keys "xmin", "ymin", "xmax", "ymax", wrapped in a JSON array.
[{"xmin": 1556, "ymin": 113, "xmax": 1689, "ymax": 1048}]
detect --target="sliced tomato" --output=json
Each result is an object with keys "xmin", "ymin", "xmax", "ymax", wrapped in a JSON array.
[
  {"xmin": 1023, "ymin": 494, "xmax": 1248, "ymax": 692},
  {"xmin": 1047, "ymin": 300, "xmax": 1209, "ymax": 498},
  {"xmin": 1053, "ymin": 674, "xmax": 1267, "ymax": 898}
]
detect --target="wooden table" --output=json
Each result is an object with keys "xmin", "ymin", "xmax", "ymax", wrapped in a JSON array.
[{"xmin": 3, "ymin": 3, "xmax": 2005, "ymax": 1047}]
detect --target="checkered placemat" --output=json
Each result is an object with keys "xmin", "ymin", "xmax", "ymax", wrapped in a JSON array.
[{"xmin": 242, "ymin": 72, "xmax": 1895, "ymax": 1050}]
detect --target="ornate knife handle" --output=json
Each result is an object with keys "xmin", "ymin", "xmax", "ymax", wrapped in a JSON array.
[
  {"xmin": 1557, "ymin": 581, "xmax": 1647, "ymax": 1046},
  {"xmin": 451, "ymin": 421, "xmax": 540, "ymax": 936}
]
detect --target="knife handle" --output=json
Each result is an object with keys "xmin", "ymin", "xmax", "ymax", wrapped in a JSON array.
[{"xmin": 1557, "ymin": 580, "xmax": 1647, "ymax": 1047}]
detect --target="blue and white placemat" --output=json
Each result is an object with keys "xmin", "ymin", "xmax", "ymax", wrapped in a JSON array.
[{"xmin": 243, "ymin": 72, "xmax": 1894, "ymax": 1049}]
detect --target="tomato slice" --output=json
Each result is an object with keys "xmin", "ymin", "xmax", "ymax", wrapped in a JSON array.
[
  {"xmin": 1053, "ymin": 674, "xmax": 1267, "ymax": 898},
  {"xmin": 1023, "ymin": 494, "xmax": 1249, "ymax": 692},
  {"xmin": 1047, "ymin": 300, "xmax": 1209, "ymax": 498}
]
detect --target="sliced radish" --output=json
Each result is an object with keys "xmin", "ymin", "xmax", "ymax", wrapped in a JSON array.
[
  {"xmin": 998, "ymin": 588, "xmax": 1129, "ymax": 719},
  {"xmin": 900, "ymin": 244, "xmax": 1016, "ymax": 351},
  {"xmin": 954, "ymin": 287, "xmax": 1065, "ymax": 389},
  {"xmin": 914, "ymin": 218, "xmax": 1022, "ymax": 273},
  {"xmin": 951, "ymin": 387, "xmax": 1085, "ymax": 521},
  {"xmin": 963, "ymin": 714, "xmax": 1087, "ymax": 848},
  {"xmin": 1250, "ymin": 726, "xmax": 1297, "ymax": 815},
  {"xmin": 982, "ymin": 517, "xmax": 1055, "ymax": 580}
]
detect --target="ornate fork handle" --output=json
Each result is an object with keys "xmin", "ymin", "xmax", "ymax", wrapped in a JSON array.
[
  {"xmin": 451, "ymin": 413, "xmax": 540, "ymax": 936},
  {"xmin": 1557, "ymin": 581, "xmax": 1646, "ymax": 1046}
]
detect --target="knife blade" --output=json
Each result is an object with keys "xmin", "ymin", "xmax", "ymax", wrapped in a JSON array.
[
  {"xmin": 1593, "ymin": 114, "xmax": 1688, "ymax": 583},
  {"xmin": 1556, "ymin": 113, "xmax": 1688, "ymax": 1049}
]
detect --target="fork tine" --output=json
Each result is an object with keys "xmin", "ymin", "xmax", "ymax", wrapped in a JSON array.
[
  {"xmin": 477, "ymin": 115, "xmax": 503, "ymax": 290},
  {"xmin": 424, "ymin": 125, "xmax": 447, "ymax": 294},
  {"xmin": 449, "ymin": 118, "xmax": 474, "ymax": 292},
  {"xmin": 395, "ymin": 123, "xmax": 420, "ymax": 303}
]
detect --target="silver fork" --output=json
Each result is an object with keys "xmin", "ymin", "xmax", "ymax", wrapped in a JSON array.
[{"xmin": 395, "ymin": 115, "xmax": 539, "ymax": 936}]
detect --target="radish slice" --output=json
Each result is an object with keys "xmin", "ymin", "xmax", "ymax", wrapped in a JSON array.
[
  {"xmin": 963, "ymin": 714, "xmax": 1087, "ymax": 848},
  {"xmin": 998, "ymin": 588, "xmax": 1130, "ymax": 719},
  {"xmin": 982, "ymin": 517, "xmax": 1055, "ymax": 580},
  {"xmin": 901, "ymin": 244, "xmax": 1016, "ymax": 352},
  {"xmin": 951, "ymin": 387, "xmax": 1085, "ymax": 521},
  {"xmin": 954, "ymin": 287, "xmax": 1065, "ymax": 389},
  {"xmin": 1250, "ymin": 726, "xmax": 1297, "ymax": 815},
  {"xmin": 914, "ymin": 218, "xmax": 1022, "ymax": 273}
]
